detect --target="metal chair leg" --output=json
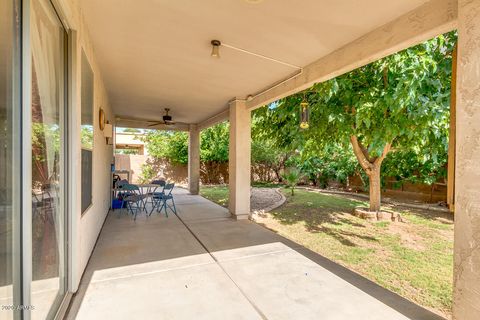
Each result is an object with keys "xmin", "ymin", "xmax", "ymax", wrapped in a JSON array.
[
  {"xmin": 171, "ymin": 198, "xmax": 177, "ymax": 214},
  {"xmin": 157, "ymin": 200, "xmax": 165, "ymax": 214}
]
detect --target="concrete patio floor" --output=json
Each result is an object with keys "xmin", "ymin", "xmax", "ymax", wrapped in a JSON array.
[{"xmin": 66, "ymin": 188, "xmax": 444, "ymax": 320}]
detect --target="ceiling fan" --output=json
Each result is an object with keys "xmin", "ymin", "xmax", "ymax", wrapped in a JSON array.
[{"xmin": 148, "ymin": 108, "xmax": 177, "ymax": 127}]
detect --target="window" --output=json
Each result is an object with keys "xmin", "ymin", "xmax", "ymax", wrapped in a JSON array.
[{"xmin": 81, "ymin": 50, "xmax": 94, "ymax": 214}]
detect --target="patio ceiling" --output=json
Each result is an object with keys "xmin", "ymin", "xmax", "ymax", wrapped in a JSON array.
[{"xmin": 80, "ymin": 0, "xmax": 430, "ymax": 126}]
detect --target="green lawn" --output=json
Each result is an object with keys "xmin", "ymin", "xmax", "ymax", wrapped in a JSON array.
[{"xmin": 200, "ymin": 186, "xmax": 454, "ymax": 319}]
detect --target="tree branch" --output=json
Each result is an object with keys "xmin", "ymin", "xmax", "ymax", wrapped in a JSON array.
[
  {"xmin": 373, "ymin": 142, "xmax": 392, "ymax": 166},
  {"xmin": 357, "ymin": 139, "xmax": 377, "ymax": 163},
  {"xmin": 383, "ymin": 66, "xmax": 388, "ymax": 88},
  {"xmin": 350, "ymin": 136, "xmax": 373, "ymax": 173}
]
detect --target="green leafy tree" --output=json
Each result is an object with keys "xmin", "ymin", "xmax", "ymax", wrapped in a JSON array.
[
  {"xmin": 298, "ymin": 143, "xmax": 359, "ymax": 188},
  {"xmin": 252, "ymin": 109, "xmax": 295, "ymax": 182},
  {"xmin": 251, "ymin": 139, "xmax": 290, "ymax": 182},
  {"xmin": 200, "ymin": 122, "xmax": 229, "ymax": 162},
  {"xmin": 143, "ymin": 130, "xmax": 189, "ymax": 164},
  {"xmin": 255, "ymin": 32, "xmax": 455, "ymax": 211},
  {"xmin": 309, "ymin": 32, "xmax": 455, "ymax": 211},
  {"xmin": 142, "ymin": 123, "xmax": 230, "ymax": 184},
  {"xmin": 138, "ymin": 162, "xmax": 156, "ymax": 184},
  {"xmin": 81, "ymin": 125, "xmax": 93, "ymax": 149},
  {"xmin": 122, "ymin": 128, "xmax": 141, "ymax": 133}
]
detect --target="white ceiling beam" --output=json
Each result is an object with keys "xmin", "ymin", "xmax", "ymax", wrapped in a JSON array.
[
  {"xmin": 197, "ymin": 109, "xmax": 230, "ymax": 131},
  {"xmin": 245, "ymin": 0, "xmax": 458, "ymax": 111}
]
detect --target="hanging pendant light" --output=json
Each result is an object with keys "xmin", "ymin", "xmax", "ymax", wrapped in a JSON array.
[{"xmin": 299, "ymin": 93, "xmax": 309, "ymax": 129}]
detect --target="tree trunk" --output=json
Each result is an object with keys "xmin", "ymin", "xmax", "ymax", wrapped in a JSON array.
[
  {"xmin": 350, "ymin": 135, "xmax": 392, "ymax": 212},
  {"xmin": 368, "ymin": 166, "xmax": 381, "ymax": 212},
  {"xmin": 273, "ymin": 168, "xmax": 282, "ymax": 182}
]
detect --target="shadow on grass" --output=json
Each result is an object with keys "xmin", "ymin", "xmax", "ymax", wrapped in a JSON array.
[
  {"xmin": 390, "ymin": 204, "xmax": 454, "ymax": 226},
  {"xmin": 268, "ymin": 194, "xmax": 380, "ymax": 247}
]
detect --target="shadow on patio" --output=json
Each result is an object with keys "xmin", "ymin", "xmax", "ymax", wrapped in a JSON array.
[{"xmin": 66, "ymin": 188, "xmax": 443, "ymax": 320}]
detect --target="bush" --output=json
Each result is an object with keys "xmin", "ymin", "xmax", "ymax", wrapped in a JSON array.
[{"xmin": 282, "ymin": 168, "xmax": 302, "ymax": 196}]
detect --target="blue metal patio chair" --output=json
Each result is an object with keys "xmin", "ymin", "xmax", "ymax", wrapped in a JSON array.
[
  {"xmin": 149, "ymin": 180, "xmax": 166, "ymax": 213},
  {"xmin": 115, "ymin": 179, "xmax": 131, "ymax": 207},
  {"xmin": 115, "ymin": 179, "xmax": 130, "ymax": 201},
  {"xmin": 121, "ymin": 184, "xmax": 146, "ymax": 221},
  {"xmin": 151, "ymin": 179, "xmax": 166, "ymax": 187},
  {"xmin": 151, "ymin": 183, "xmax": 176, "ymax": 217}
]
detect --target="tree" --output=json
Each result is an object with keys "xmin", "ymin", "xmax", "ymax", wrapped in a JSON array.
[
  {"xmin": 200, "ymin": 122, "xmax": 229, "ymax": 162},
  {"xmin": 297, "ymin": 142, "xmax": 358, "ymax": 188},
  {"xmin": 309, "ymin": 32, "xmax": 455, "ymax": 211},
  {"xmin": 252, "ymin": 106, "xmax": 298, "ymax": 182},
  {"xmin": 200, "ymin": 122, "xmax": 229, "ymax": 183},
  {"xmin": 256, "ymin": 32, "xmax": 455, "ymax": 212},
  {"xmin": 122, "ymin": 128, "xmax": 142, "ymax": 133},
  {"xmin": 141, "ymin": 123, "xmax": 230, "ymax": 183},
  {"xmin": 142, "ymin": 130, "xmax": 189, "ymax": 164}
]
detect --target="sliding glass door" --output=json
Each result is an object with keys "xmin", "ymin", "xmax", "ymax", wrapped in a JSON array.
[
  {"xmin": 1, "ymin": 1, "xmax": 69, "ymax": 319},
  {"xmin": 0, "ymin": 1, "xmax": 21, "ymax": 320},
  {"xmin": 30, "ymin": 0, "xmax": 67, "ymax": 319}
]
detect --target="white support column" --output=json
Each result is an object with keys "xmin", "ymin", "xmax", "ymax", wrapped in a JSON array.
[
  {"xmin": 228, "ymin": 99, "xmax": 251, "ymax": 219},
  {"xmin": 454, "ymin": 1, "xmax": 480, "ymax": 319},
  {"xmin": 188, "ymin": 124, "xmax": 200, "ymax": 195}
]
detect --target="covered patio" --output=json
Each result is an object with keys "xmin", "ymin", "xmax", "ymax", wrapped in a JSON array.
[
  {"xmin": 7, "ymin": 0, "xmax": 476, "ymax": 319},
  {"xmin": 66, "ymin": 189, "xmax": 441, "ymax": 320},
  {"xmin": 72, "ymin": 0, "xmax": 478, "ymax": 317}
]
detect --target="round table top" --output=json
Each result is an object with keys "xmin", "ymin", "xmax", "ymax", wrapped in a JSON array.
[{"xmin": 135, "ymin": 183, "xmax": 161, "ymax": 188}]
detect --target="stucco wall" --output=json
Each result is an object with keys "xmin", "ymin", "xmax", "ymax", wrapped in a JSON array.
[
  {"xmin": 454, "ymin": 1, "xmax": 480, "ymax": 319},
  {"xmin": 77, "ymin": 24, "xmax": 113, "ymax": 291},
  {"xmin": 114, "ymin": 154, "xmax": 188, "ymax": 184},
  {"xmin": 56, "ymin": 0, "xmax": 114, "ymax": 291}
]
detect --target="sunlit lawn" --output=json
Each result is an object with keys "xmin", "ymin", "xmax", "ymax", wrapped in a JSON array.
[{"xmin": 200, "ymin": 186, "xmax": 454, "ymax": 319}]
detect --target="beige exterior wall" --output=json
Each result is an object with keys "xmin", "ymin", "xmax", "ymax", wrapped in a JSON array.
[
  {"xmin": 114, "ymin": 154, "xmax": 189, "ymax": 185},
  {"xmin": 454, "ymin": 1, "xmax": 480, "ymax": 319},
  {"xmin": 54, "ymin": 0, "xmax": 115, "ymax": 291},
  {"xmin": 114, "ymin": 154, "xmax": 146, "ymax": 183}
]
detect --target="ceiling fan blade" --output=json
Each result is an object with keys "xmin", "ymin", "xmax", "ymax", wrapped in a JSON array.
[{"xmin": 147, "ymin": 121, "xmax": 165, "ymax": 127}]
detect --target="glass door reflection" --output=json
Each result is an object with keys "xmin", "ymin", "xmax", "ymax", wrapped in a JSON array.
[
  {"xmin": 1, "ymin": 1, "xmax": 21, "ymax": 319},
  {"xmin": 30, "ymin": 0, "xmax": 67, "ymax": 319}
]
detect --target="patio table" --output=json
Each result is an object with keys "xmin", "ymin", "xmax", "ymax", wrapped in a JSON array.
[{"xmin": 135, "ymin": 183, "xmax": 160, "ymax": 213}]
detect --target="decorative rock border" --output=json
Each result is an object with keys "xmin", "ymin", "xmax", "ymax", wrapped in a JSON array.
[
  {"xmin": 251, "ymin": 188, "xmax": 286, "ymax": 217},
  {"xmin": 353, "ymin": 207, "xmax": 403, "ymax": 222}
]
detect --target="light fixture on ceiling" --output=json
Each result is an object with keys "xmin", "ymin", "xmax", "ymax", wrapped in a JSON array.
[
  {"xmin": 211, "ymin": 40, "xmax": 221, "ymax": 58},
  {"xmin": 209, "ymin": 37, "xmax": 303, "ymax": 104},
  {"xmin": 209, "ymin": 39, "xmax": 301, "ymax": 70}
]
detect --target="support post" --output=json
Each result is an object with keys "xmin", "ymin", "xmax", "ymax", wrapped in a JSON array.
[
  {"xmin": 454, "ymin": 1, "xmax": 480, "ymax": 319},
  {"xmin": 228, "ymin": 99, "xmax": 251, "ymax": 219},
  {"xmin": 188, "ymin": 124, "xmax": 200, "ymax": 195},
  {"xmin": 447, "ymin": 44, "xmax": 457, "ymax": 213}
]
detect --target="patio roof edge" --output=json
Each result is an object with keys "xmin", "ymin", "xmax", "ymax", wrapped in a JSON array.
[{"xmin": 245, "ymin": 0, "xmax": 458, "ymax": 111}]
